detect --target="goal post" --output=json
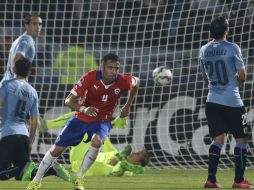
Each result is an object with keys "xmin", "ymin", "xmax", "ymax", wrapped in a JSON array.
[{"xmin": 1, "ymin": 0, "xmax": 254, "ymax": 168}]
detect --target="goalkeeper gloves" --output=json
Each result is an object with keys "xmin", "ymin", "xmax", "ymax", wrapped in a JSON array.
[
  {"xmin": 111, "ymin": 116, "xmax": 127, "ymax": 128},
  {"xmin": 115, "ymin": 145, "xmax": 132, "ymax": 161},
  {"xmin": 119, "ymin": 144, "xmax": 132, "ymax": 157},
  {"xmin": 120, "ymin": 161, "xmax": 145, "ymax": 174}
]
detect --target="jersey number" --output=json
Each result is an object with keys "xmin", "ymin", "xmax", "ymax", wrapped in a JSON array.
[
  {"xmin": 205, "ymin": 60, "xmax": 228, "ymax": 85},
  {"xmin": 15, "ymin": 100, "xmax": 27, "ymax": 119},
  {"xmin": 102, "ymin": 94, "xmax": 108, "ymax": 103}
]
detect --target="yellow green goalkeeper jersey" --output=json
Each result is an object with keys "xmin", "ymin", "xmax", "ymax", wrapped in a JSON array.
[
  {"xmin": 85, "ymin": 151, "xmax": 121, "ymax": 176},
  {"xmin": 42, "ymin": 112, "xmax": 132, "ymax": 176},
  {"xmin": 70, "ymin": 138, "xmax": 123, "ymax": 176}
]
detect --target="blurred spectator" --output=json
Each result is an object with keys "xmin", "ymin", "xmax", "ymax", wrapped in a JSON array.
[{"xmin": 53, "ymin": 44, "xmax": 98, "ymax": 84}]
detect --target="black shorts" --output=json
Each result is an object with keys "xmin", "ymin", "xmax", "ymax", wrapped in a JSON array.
[
  {"xmin": 0, "ymin": 135, "xmax": 30, "ymax": 169},
  {"xmin": 205, "ymin": 102, "xmax": 249, "ymax": 138}
]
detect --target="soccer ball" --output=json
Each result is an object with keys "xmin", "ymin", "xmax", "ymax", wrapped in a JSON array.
[{"xmin": 152, "ymin": 66, "xmax": 172, "ymax": 85}]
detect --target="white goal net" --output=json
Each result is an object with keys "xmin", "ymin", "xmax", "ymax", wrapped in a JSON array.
[{"xmin": 1, "ymin": 0, "xmax": 254, "ymax": 169}]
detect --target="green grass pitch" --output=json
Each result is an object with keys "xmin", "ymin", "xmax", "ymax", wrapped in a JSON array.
[{"xmin": 1, "ymin": 168, "xmax": 254, "ymax": 190}]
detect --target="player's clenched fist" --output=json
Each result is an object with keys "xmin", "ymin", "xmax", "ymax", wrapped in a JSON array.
[{"xmin": 79, "ymin": 106, "xmax": 98, "ymax": 117}]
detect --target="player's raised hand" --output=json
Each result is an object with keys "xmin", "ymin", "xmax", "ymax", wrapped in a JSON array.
[{"xmin": 79, "ymin": 106, "xmax": 98, "ymax": 117}]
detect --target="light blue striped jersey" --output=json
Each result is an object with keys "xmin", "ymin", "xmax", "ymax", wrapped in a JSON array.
[
  {"xmin": 2, "ymin": 33, "xmax": 35, "ymax": 81},
  {"xmin": 199, "ymin": 40, "xmax": 244, "ymax": 107},
  {"xmin": 0, "ymin": 79, "xmax": 39, "ymax": 137}
]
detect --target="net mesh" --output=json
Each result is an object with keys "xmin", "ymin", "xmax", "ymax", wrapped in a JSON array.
[{"xmin": 0, "ymin": 0, "xmax": 254, "ymax": 168}]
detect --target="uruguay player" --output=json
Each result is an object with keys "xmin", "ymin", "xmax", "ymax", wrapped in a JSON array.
[
  {"xmin": 0, "ymin": 13, "xmax": 42, "ymax": 140},
  {"xmin": 0, "ymin": 58, "xmax": 70, "ymax": 182},
  {"xmin": 0, "ymin": 58, "xmax": 40, "ymax": 180},
  {"xmin": 2, "ymin": 13, "xmax": 42, "ymax": 82},
  {"xmin": 200, "ymin": 16, "xmax": 253, "ymax": 188},
  {"xmin": 27, "ymin": 53, "xmax": 140, "ymax": 190}
]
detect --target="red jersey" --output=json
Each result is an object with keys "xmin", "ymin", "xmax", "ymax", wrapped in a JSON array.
[{"xmin": 71, "ymin": 70, "xmax": 137, "ymax": 123}]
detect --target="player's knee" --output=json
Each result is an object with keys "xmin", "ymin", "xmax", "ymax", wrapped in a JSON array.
[
  {"xmin": 91, "ymin": 140, "xmax": 102, "ymax": 148},
  {"xmin": 50, "ymin": 145, "xmax": 65, "ymax": 157},
  {"xmin": 91, "ymin": 135, "xmax": 103, "ymax": 148}
]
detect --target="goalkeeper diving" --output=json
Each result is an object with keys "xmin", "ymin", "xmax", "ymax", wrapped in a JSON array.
[{"xmin": 39, "ymin": 112, "xmax": 150, "ymax": 177}]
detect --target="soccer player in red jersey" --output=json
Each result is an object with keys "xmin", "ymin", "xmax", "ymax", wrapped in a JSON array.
[{"xmin": 27, "ymin": 53, "xmax": 140, "ymax": 190}]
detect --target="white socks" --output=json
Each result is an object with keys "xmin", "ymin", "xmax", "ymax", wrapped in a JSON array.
[
  {"xmin": 33, "ymin": 150, "xmax": 57, "ymax": 182},
  {"xmin": 77, "ymin": 146, "xmax": 100, "ymax": 177}
]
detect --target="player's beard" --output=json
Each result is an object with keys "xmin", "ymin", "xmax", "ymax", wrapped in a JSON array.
[
  {"xmin": 105, "ymin": 78, "xmax": 114, "ymax": 85},
  {"xmin": 102, "ymin": 74, "xmax": 115, "ymax": 85}
]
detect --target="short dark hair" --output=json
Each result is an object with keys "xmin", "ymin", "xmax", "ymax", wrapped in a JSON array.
[
  {"xmin": 24, "ymin": 13, "xmax": 41, "ymax": 25},
  {"xmin": 15, "ymin": 58, "xmax": 32, "ymax": 77},
  {"xmin": 140, "ymin": 149, "xmax": 150, "ymax": 167},
  {"xmin": 102, "ymin": 53, "xmax": 120, "ymax": 65},
  {"xmin": 210, "ymin": 16, "xmax": 229, "ymax": 39}
]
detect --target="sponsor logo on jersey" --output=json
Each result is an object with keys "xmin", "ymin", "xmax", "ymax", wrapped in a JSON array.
[{"xmin": 114, "ymin": 88, "xmax": 120, "ymax": 94}]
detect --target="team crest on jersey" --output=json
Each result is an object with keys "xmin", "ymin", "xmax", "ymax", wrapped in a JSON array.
[{"xmin": 114, "ymin": 88, "xmax": 120, "ymax": 94}]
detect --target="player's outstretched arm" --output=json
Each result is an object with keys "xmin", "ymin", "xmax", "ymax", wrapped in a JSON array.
[
  {"xmin": 42, "ymin": 111, "xmax": 75, "ymax": 131},
  {"xmin": 120, "ymin": 77, "xmax": 140, "ymax": 117}
]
